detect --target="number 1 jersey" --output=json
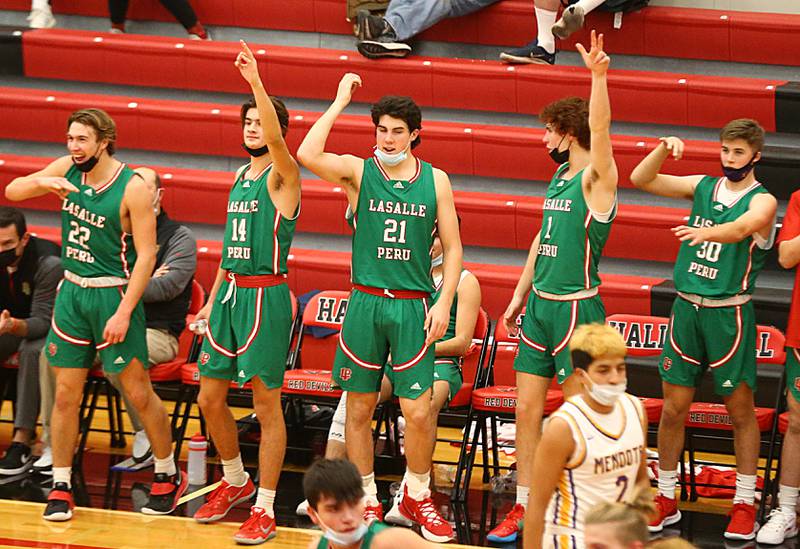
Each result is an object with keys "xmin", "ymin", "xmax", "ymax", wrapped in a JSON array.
[{"xmin": 351, "ymin": 157, "xmax": 437, "ymax": 292}]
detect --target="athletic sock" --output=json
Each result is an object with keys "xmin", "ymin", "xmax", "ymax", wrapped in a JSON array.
[
  {"xmin": 32, "ymin": 0, "xmax": 49, "ymax": 11},
  {"xmin": 221, "ymin": 455, "xmax": 247, "ymax": 487},
  {"xmin": 255, "ymin": 488, "xmax": 276, "ymax": 518},
  {"xmin": 404, "ymin": 469, "xmax": 431, "ymax": 501},
  {"xmin": 733, "ymin": 473, "xmax": 757, "ymax": 506},
  {"xmin": 154, "ymin": 454, "xmax": 177, "ymax": 477},
  {"xmin": 516, "ymin": 485, "xmax": 530, "ymax": 509},
  {"xmin": 778, "ymin": 485, "xmax": 799, "ymax": 518},
  {"xmin": 535, "ymin": 7, "xmax": 557, "ymax": 53},
  {"xmin": 53, "ymin": 467, "xmax": 71, "ymax": 489},
  {"xmin": 328, "ymin": 393, "xmax": 347, "ymax": 444},
  {"xmin": 573, "ymin": 0, "xmax": 606, "ymax": 14},
  {"xmin": 657, "ymin": 468, "xmax": 678, "ymax": 499},
  {"xmin": 362, "ymin": 473, "xmax": 379, "ymax": 505}
]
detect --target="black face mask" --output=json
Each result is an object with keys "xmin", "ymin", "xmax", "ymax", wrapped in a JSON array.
[
  {"xmin": 73, "ymin": 145, "xmax": 102, "ymax": 173},
  {"xmin": 0, "ymin": 248, "xmax": 19, "ymax": 269},
  {"xmin": 722, "ymin": 155, "xmax": 757, "ymax": 183},
  {"xmin": 242, "ymin": 143, "xmax": 269, "ymax": 157},
  {"xmin": 548, "ymin": 135, "xmax": 570, "ymax": 165}
]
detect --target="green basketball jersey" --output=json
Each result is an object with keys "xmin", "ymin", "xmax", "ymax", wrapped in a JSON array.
[
  {"xmin": 674, "ymin": 176, "xmax": 771, "ymax": 298},
  {"xmin": 533, "ymin": 163, "xmax": 614, "ymax": 294},
  {"xmin": 432, "ymin": 270, "xmax": 468, "ymax": 345},
  {"xmin": 222, "ymin": 163, "xmax": 296, "ymax": 275},
  {"xmin": 315, "ymin": 521, "xmax": 390, "ymax": 549},
  {"xmin": 61, "ymin": 162, "xmax": 138, "ymax": 278},
  {"xmin": 351, "ymin": 157, "xmax": 437, "ymax": 292}
]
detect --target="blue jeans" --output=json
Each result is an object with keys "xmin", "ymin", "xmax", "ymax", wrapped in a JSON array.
[{"xmin": 384, "ymin": 0, "xmax": 500, "ymax": 41}]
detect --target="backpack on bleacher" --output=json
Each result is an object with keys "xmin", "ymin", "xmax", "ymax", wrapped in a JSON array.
[{"xmin": 562, "ymin": 0, "xmax": 650, "ymax": 13}]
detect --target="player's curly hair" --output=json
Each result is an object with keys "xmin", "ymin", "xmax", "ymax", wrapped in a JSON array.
[
  {"xmin": 371, "ymin": 96, "xmax": 422, "ymax": 149},
  {"xmin": 720, "ymin": 118, "xmax": 764, "ymax": 153},
  {"xmin": 569, "ymin": 323, "xmax": 627, "ymax": 370},
  {"xmin": 68, "ymin": 109, "xmax": 117, "ymax": 156},
  {"xmin": 540, "ymin": 97, "xmax": 591, "ymax": 151},
  {"xmin": 584, "ymin": 486, "xmax": 654, "ymax": 545},
  {"xmin": 240, "ymin": 96, "xmax": 290, "ymax": 137}
]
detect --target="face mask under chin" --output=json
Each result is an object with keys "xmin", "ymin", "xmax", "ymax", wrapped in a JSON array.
[
  {"xmin": 374, "ymin": 146, "xmax": 408, "ymax": 167},
  {"xmin": 584, "ymin": 374, "xmax": 627, "ymax": 407},
  {"xmin": 548, "ymin": 135, "xmax": 570, "ymax": 165},
  {"xmin": 721, "ymin": 156, "xmax": 756, "ymax": 183},
  {"xmin": 242, "ymin": 143, "xmax": 269, "ymax": 157}
]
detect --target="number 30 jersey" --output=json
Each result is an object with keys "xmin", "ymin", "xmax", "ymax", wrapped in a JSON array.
[
  {"xmin": 674, "ymin": 176, "xmax": 772, "ymax": 299},
  {"xmin": 544, "ymin": 394, "xmax": 645, "ymax": 546},
  {"xmin": 351, "ymin": 157, "xmax": 437, "ymax": 292},
  {"xmin": 61, "ymin": 162, "xmax": 138, "ymax": 278},
  {"xmin": 222, "ymin": 163, "xmax": 297, "ymax": 275}
]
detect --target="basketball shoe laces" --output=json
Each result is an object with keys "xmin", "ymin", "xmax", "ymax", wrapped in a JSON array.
[
  {"xmin": 241, "ymin": 507, "xmax": 267, "ymax": 531},
  {"xmin": 364, "ymin": 505, "xmax": 382, "ymax": 522},
  {"xmin": 416, "ymin": 498, "xmax": 444, "ymax": 526}
]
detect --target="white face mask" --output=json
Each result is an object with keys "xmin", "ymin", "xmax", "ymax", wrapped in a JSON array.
[
  {"xmin": 317, "ymin": 516, "xmax": 368, "ymax": 547},
  {"xmin": 431, "ymin": 254, "xmax": 443, "ymax": 268},
  {"xmin": 374, "ymin": 145, "xmax": 408, "ymax": 166},
  {"xmin": 585, "ymin": 377, "xmax": 627, "ymax": 406}
]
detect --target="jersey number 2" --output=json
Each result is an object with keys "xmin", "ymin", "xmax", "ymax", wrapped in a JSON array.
[{"xmin": 615, "ymin": 475, "xmax": 629, "ymax": 502}]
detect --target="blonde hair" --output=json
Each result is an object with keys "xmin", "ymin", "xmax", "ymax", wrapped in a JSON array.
[
  {"xmin": 570, "ymin": 323, "xmax": 627, "ymax": 364},
  {"xmin": 67, "ymin": 108, "xmax": 117, "ymax": 155},
  {"xmin": 647, "ymin": 538, "xmax": 698, "ymax": 549},
  {"xmin": 585, "ymin": 487, "xmax": 654, "ymax": 545}
]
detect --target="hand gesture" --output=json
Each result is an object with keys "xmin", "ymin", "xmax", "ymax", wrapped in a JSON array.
[
  {"xmin": 0, "ymin": 310, "xmax": 13, "ymax": 335},
  {"xmin": 235, "ymin": 40, "xmax": 261, "ymax": 86},
  {"xmin": 153, "ymin": 264, "xmax": 170, "ymax": 278},
  {"xmin": 502, "ymin": 295, "xmax": 524, "ymax": 336},
  {"xmin": 671, "ymin": 225, "xmax": 707, "ymax": 246},
  {"xmin": 659, "ymin": 136, "xmax": 685, "ymax": 160},
  {"xmin": 335, "ymin": 73, "xmax": 362, "ymax": 106},
  {"xmin": 576, "ymin": 30, "xmax": 610, "ymax": 75},
  {"xmin": 103, "ymin": 309, "xmax": 131, "ymax": 346},
  {"xmin": 424, "ymin": 300, "xmax": 449, "ymax": 347},
  {"xmin": 41, "ymin": 177, "xmax": 79, "ymax": 200}
]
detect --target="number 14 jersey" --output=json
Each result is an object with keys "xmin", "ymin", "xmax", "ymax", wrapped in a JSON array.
[{"xmin": 351, "ymin": 157, "xmax": 437, "ymax": 292}]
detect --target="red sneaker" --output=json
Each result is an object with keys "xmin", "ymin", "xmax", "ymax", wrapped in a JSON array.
[
  {"xmin": 233, "ymin": 506, "xmax": 277, "ymax": 545},
  {"xmin": 725, "ymin": 502, "xmax": 757, "ymax": 540},
  {"xmin": 194, "ymin": 474, "xmax": 256, "ymax": 523},
  {"xmin": 486, "ymin": 503, "xmax": 525, "ymax": 543},
  {"xmin": 399, "ymin": 487, "xmax": 454, "ymax": 543},
  {"xmin": 364, "ymin": 500, "xmax": 384, "ymax": 525},
  {"xmin": 648, "ymin": 494, "xmax": 681, "ymax": 533}
]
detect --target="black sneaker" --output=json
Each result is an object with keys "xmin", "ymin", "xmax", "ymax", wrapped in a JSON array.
[
  {"xmin": 356, "ymin": 9, "xmax": 388, "ymax": 41},
  {"xmin": 499, "ymin": 40, "xmax": 556, "ymax": 65},
  {"xmin": 0, "ymin": 442, "xmax": 33, "ymax": 475},
  {"xmin": 141, "ymin": 470, "xmax": 188, "ymax": 515},
  {"xmin": 356, "ymin": 11, "xmax": 411, "ymax": 59},
  {"xmin": 43, "ymin": 482, "xmax": 74, "ymax": 521}
]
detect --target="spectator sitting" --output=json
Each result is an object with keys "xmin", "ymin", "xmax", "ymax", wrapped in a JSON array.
[
  {"xmin": 108, "ymin": 0, "xmax": 209, "ymax": 40},
  {"xmin": 500, "ymin": 0, "xmax": 605, "ymax": 65},
  {"xmin": 34, "ymin": 167, "xmax": 197, "ymax": 472},
  {"xmin": 28, "ymin": 0, "xmax": 55, "ymax": 28},
  {"xmin": 0, "ymin": 207, "xmax": 62, "ymax": 476}
]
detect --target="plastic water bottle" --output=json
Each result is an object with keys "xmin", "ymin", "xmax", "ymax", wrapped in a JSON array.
[
  {"xmin": 189, "ymin": 319, "xmax": 207, "ymax": 335},
  {"xmin": 188, "ymin": 434, "xmax": 208, "ymax": 485}
]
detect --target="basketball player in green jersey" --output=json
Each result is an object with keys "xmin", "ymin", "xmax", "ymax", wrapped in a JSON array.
[
  {"xmin": 298, "ymin": 74, "xmax": 462, "ymax": 542},
  {"xmin": 5, "ymin": 109, "xmax": 184, "ymax": 520},
  {"xmin": 631, "ymin": 119, "xmax": 777, "ymax": 541},
  {"xmin": 188, "ymin": 42, "xmax": 300, "ymax": 545},
  {"xmin": 304, "ymin": 459, "xmax": 435, "ymax": 549},
  {"xmin": 497, "ymin": 31, "xmax": 619, "ymax": 543}
]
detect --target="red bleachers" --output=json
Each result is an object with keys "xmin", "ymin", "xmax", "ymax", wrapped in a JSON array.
[
  {"xmin": 19, "ymin": 30, "xmax": 783, "ymax": 130},
  {"xmin": 5, "ymin": 1, "xmax": 799, "ymax": 66},
  {"xmin": 0, "ymin": 154, "xmax": 689, "ymax": 263},
  {"xmin": 0, "ymin": 86, "xmax": 726, "ymax": 185}
]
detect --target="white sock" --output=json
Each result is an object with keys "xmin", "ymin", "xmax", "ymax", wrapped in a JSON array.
[
  {"xmin": 657, "ymin": 468, "xmax": 677, "ymax": 499},
  {"xmin": 362, "ymin": 473, "xmax": 378, "ymax": 505},
  {"xmin": 516, "ymin": 485, "xmax": 530, "ymax": 509},
  {"xmin": 255, "ymin": 488, "xmax": 275, "ymax": 518},
  {"xmin": 328, "ymin": 393, "xmax": 347, "ymax": 444},
  {"xmin": 31, "ymin": 0, "xmax": 49, "ymax": 11},
  {"xmin": 573, "ymin": 0, "xmax": 606, "ymax": 14},
  {"xmin": 221, "ymin": 455, "xmax": 247, "ymax": 487},
  {"xmin": 535, "ymin": 7, "xmax": 557, "ymax": 53},
  {"xmin": 53, "ymin": 467, "xmax": 71, "ymax": 489},
  {"xmin": 733, "ymin": 473, "xmax": 757, "ymax": 506},
  {"xmin": 154, "ymin": 454, "xmax": 177, "ymax": 477},
  {"xmin": 404, "ymin": 469, "xmax": 430, "ymax": 501},
  {"xmin": 779, "ymin": 485, "xmax": 799, "ymax": 518}
]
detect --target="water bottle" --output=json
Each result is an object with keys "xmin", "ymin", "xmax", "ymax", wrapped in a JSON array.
[
  {"xmin": 189, "ymin": 318, "xmax": 207, "ymax": 335},
  {"xmin": 187, "ymin": 434, "xmax": 208, "ymax": 485}
]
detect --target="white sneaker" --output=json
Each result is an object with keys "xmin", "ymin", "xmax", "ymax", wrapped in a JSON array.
[
  {"xmin": 32, "ymin": 446, "xmax": 53, "ymax": 474},
  {"xmin": 385, "ymin": 479, "xmax": 413, "ymax": 527},
  {"xmin": 296, "ymin": 499, "xmax": 309, "ymax": 516},
  {"xmin": 132, "ymin": 430, "xmax": 152, "ymax": 463},
  {"xmin": 27, "ymin": 7, "xmax": 56, "ymax": 29},
  {"xmin": 109, "ymin": 28, "xmax": 124, "ymax": 34},
  {"xmin": 756, "ymin": 509, "xmax": 798, "ymax": 545}
]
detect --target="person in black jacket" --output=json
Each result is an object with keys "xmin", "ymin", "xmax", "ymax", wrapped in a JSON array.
[{"xmin": 0, "ymin": 207, "xmax": 62, "ymax": 475}]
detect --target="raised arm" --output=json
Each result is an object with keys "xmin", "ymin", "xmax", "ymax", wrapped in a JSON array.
[
  {"xmin": 577, "ymin": 31, "xmax": 618, "ymax": 214},
  {"xmin": 296, "ymin": 73, "xmax": 364, "ymax": 192},
  {"xmin": 5, "ymin": 156, "xmax": 78, "ymax": 202},
  {"xmin": 630, "ymin": 137, "xmax": 703, "ymax": 199},
  {"xmin": 435, "ymin": 273, "xmax": 481, "ymax": 357},
  {"xmin": 673, "ymin": 192, "xmax": 777, "ymax": 246},
  {"xmin": 503, "ymin": 230, "xmax": 540, "ymax": 334}
]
